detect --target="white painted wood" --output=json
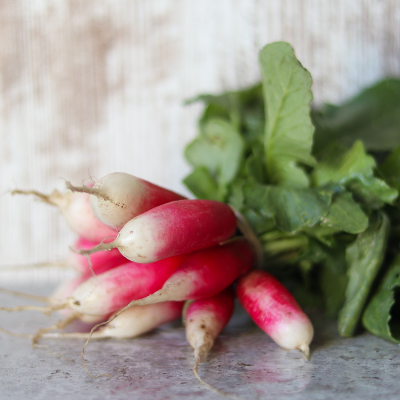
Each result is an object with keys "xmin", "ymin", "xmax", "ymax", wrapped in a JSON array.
[{"xmin": 0, "ymin": 0, "xmax": 399, "ymax": 282}]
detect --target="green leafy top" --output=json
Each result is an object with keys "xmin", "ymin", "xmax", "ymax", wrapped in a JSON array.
[
  {"xmin": 260, "ymin": 42, "xmax": 316, "ymax": 187},
  {"xmin": 183, "ymin": 41, "xmax": 400, "ymax": 343}
]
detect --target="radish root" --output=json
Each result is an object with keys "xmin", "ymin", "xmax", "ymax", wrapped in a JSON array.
[
  {"xmin": 71, "ymin": 240, "xmax": 117, "ymax": 257},
  {"xmin": 0, "ymin": 302, "xmax": 67, "ymax": 316},
  {"xmin": 11, "ymin": 189, "xmax": 56, "ymax": 206},
  {"xmin": 0, "ymin": 261, "xmax": 70, "ymax": 270},
  {"xmin": 193, "ymin": 346, "xmax": 244, "ymax": 400},
  {"xmin": 32, "ymin": 312, "xmax": 81, "ymax": 345},
  {"xmin": 0, "ymin": 287, "xmax": 52, "ymax": 303},
  {"xmin": 299, "ymin": 343, "xmax": 310, "ymax": 360},
  {"xmin": 0, "ymin": 325, "xmax": 31, "ymax": 338}
]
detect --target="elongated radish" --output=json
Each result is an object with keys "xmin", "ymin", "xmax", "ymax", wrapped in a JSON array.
[
  {"xmin": 69, "ymin": 237, "xmax": 128, "ymax": 275},
  {"xmin": 12, "ymin": 187, "xmax": 117, "ymax": 242},
  {"xmin": 79, "ymin": 199, "xmax": 238, "ymax": 263},
  {"xmin": 68, "ymin": 254, "xmax": 187, "ymax": 316},
  {"xmin": 236, "ymin": 270, "xmax": 313, "ymax": 358},
  {"xmin": 66, "ymin": 172, "xmax": 186, "ymax": 231},
  {"xmin": 185, "ymin": 289, "xmax": 236, "ymax": 397},
  {"xmin": 114, "ymin": 240, "xmax": 254, "ymax": 307},
  {"xmin": 186, "ymin": 289, "xmax": 234, "ymax": 361},
  {"xmin": 44, "ymin": 301, "xmax": 183, "ymax": 340}
]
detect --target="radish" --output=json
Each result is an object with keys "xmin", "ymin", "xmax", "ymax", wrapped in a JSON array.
[
  {"xmin": 113, "ymin": 240, "xmax": 254, "ymax": 307},
  {"xmin": 69, "ymin": 237, "xmax": 128, "ymax": 275},
  {"xmin": 236, "ymin": 270, "xmax": 313, "ymax": 358},
  {"xmin": 185, "ymin": 289, "xmax": 235, "ymax": 392},
  {"xmin": 44, "ymin": 301, "xmax": 183, "ymax": 340},
  {"xmin": 68, "ymin": 254, "xmax": 187, "ymax": 316},
  {"xmin": 65, "ymin": 172, "xmax": 186, "ymax": 231},
  {"xmin": 12, "ymin": 187, "xmax": 117, "ymax": 242},
  {"xmin": 78, "ymin": 199, "xmax": 238, "ymax": 263}
]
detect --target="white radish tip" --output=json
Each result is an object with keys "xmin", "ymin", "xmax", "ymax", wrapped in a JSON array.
[{"xmin": 299, "ymin": 343, "xmax": 310, "ymax": 360}]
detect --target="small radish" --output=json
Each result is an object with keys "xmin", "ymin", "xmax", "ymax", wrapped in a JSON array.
[
  {"xmin": 69, "ymin": 237, "xmax": 128, "ymax": 275},
  {"xmin": 44, "ymin": 301, "xmax": 184, "ymax": 340},
  {"xmin": 12, "ymin": 187, "xmax": 117, "ymax": 242},
  {"xmin": 236, "ymin": 270, "xmax": 313, "ymax": 358},
  {"xmin": 79, "ymin": 199, "xmax": 237, "ymax": 263},
  {"xmin": 68, "ymin": 254, "xmax": 187, "ymax": 316},
  {"xmin": 66, "ymin": 172, "xmax": 186, "ymax": 231},
  {"xmin": 114, "ymin": 240, "xmax": 254, "ymax": 307},
  {"xmin": 185, "ymin": 289, "xmax": 234, "ymax": 386}
]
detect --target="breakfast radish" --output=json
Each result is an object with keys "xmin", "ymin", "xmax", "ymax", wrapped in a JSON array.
[
  {"xmin": 78, "ymin": 199, "xmax": 238, "ymax": 263},
  {"xmin": 185, "ymin": 288, "xmax": 235, "ymax": 394},
  {"xmin": 236, "ymin": 270, "xmax": 314, "ymax": 358},
  {"xmin": 66, "ymin": 172, "xmax": 186, "ymax": 231},
  {"xmin": 43, "ymin": 301, "xmax": 184, "ymax": 340},
  {"xmin": 68, "ymin": 254, "xmax": 187, "ymax": 316},
  {"xmin": 112, "ymin": 240, "xmax": 254, "ymax": 307},
  {"xmin": 69, "ymin": 237, "xmax": 128, "ymax": 275},
  {"xmin": 1, "ymin": 254, "xmax": 187, "ymax": 318},
  {"xmin": 12, "ymin": 187, "xmax": 117, "ymax": 242}
]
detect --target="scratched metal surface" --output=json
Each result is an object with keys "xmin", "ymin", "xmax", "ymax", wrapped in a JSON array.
[
  {"xmin": 0, "ymin": 284, "xmax": 399, "ymax": 400},
  {"xmin": 1, "ymin": 0, "xmax": 400, "ymax": 281}
]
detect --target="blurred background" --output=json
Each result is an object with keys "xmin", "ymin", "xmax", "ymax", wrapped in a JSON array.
[{"xmin": 1, "ymin": 0, "xmax": 399, "ymax": 282}]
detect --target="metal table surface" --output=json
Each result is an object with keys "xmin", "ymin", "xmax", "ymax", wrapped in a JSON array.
[{"xmin": 0, "ymin": 284, "xmax": 399, "ymax": 400}]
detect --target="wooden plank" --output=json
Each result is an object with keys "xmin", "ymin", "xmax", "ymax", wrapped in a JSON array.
[{"xmin": 0, "ymin": 0, "xmax": 399, "ymax": 280}]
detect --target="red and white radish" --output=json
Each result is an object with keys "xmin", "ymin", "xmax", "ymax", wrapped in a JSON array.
[
  {"xmin": 186, "ymin": 288, "xmax": 234, "ymax": 368},
  {"xmin": 12, "ymin": 187, "xmax": 117, "ymax": 242},
  {"xmin": 66, "ymin": 172, "xmax": 186, "ymax": 231},
  {"xmin": 185, "ymin": 289, "xmax": 245, "ymax": 398},
  {"xmin": 115, "ymin": 240, "xmax": 254, "ymax": 307},
  {"xmin": 236, "ymin": 270, "xmax": 313, "ymax": 358},
  {"xmin": 44, "ymin": 301, "xmax": 184, "ymax": 340},
  {"xmin": 69, "ymin": 237, "xmax": 128, "ymax": 275},
  {"xmin": 79, "ymin": 199, "xmax": 238, "ymax": 263},
  {"xmin": 68, "ymin": 254, "xmax": 187, "ymax": 316}
]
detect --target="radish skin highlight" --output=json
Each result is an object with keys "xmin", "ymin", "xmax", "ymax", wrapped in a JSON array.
[
  {"xmin": 68, "ymin": 254, "xmax": 187, "ymax": 316},
  {"xmin": 116, "ymin": 240, "xmax": 254, "ymax": 307},
  {"xmin": 12, "ymin": 187, "xmax": 117, "ymax": 242},
  {"xmin": 66, "ymin": 172, "xmax": 186, "ymax": 231},
  {"xmin": 236, "ymin": 270, "xmax": 314, "ymax": 358},
  {"xmin": 79, "ymin": 199, "xmax": 238, "ymax": 263}
]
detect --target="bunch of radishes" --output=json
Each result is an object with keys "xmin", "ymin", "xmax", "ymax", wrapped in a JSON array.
[{"xmin": 5, "ymin": 172, "xmax": 313, "ymax": 390}]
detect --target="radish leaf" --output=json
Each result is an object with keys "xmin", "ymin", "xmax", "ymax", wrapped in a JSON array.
[
  {"xmin": 259, "ymin": 42, "xmax": 316, "ymax": 187},
  {"xmin": 362, "ymin": 253, "xmax": 400, "ymax": 343},
  {"xmin": 338, "ymin": 212, "xmax": 389, "ymax": 337}
]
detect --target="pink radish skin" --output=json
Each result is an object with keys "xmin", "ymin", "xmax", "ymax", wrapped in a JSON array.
[
  {"xmin": 119, "ymin": 240, "xmax": 254, "ymax": 306},
  {"xmin": 66, "ymin": 172, "xmax": 186, "ymax": 231},
  {"xmin": 79, "ymin": 199, "xmax": 238, "ymax": 263},
  {"xmin": 69, "ymin": 237, "xmax": 127, "ymax": 275},
  {"xmin": 45, "ymin": 301, "xmax": 184, "ymax": 340},
  {"xmin": 236, "ymin": 270, "xmax": 313, "ymax": 358},
  {"xmin": 68, "ymin": 254, "xmax": 188, "ymax": 316},
  {"xmin": 12, "ymin": 187, "xmax": 117, "ymax": 242}
]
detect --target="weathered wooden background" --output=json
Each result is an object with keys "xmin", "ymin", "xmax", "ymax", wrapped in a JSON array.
[{"xmin": 1, "ymin": 0, "xmax": 399, "ymax": 282}]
